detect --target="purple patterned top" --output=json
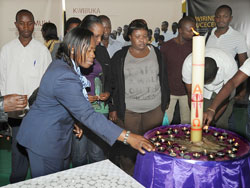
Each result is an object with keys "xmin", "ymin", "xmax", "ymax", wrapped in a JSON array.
[{"xmin": 82, "ymin": 59, "xmax": 102, "ymax": 96}]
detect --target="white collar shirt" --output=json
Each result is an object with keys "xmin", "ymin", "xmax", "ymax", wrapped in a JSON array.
[{"xmin": 206, "ymin": 26, "xmax": 248, "ymax": 58}]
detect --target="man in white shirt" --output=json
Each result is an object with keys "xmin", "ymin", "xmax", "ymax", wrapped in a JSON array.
[
  {"xmin": 182, "ymin": 48, "xmax": 238, "ymax": 129},
  {"xmin": 204, "ymin": 57, "xmax": 250, "ymax": 140},
  {"xmin": 0, "ymin": 9, "xmax": 51, "ymax": 183},
  {"xmin": 170, "ymin": 22, "xmax": 179, "ymax": 38},
  {"xmin": 206, "ymin": 4, "xmax": 248, "ymax": 130},
  {"xmin": 161, "ymin": 21, "xmax": 174, "ymax": 42},
  {"xmin": 206, "ymin": 5, "xmax": 248, "ymax": 66},
  {"xmin": 99, "ymin": 15, "xmax": 123, "ymax": 58},
  {"xmin": 116, "ymin": 26, "xmax": 122, "ymax": 40},
  {"xmin": 116, "ymin": 24, "xmax": 131, "ymax": 46},
  {"xmin": 151, "ymin": 31, "xmax": 160, "ymax": 48}
]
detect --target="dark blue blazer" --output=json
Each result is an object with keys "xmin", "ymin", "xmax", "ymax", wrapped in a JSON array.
[{"xmin": 16, "ymin": 59, "xmax": 123, "ymax": 159}]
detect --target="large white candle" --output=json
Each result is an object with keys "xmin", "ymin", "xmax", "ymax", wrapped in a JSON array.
[
  {"xmin": 62, "ymin": 0, "xmax": 66, "ymax": 39},
  {"xmin": 191, "ymin": 36, "xmax": 205, "ymax": 142}
]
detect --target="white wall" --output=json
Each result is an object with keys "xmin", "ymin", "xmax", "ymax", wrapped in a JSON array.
[
  {"xmin": 66, "ymin": 0, "xmax": 182, "ymax": 33},
  {"xmin": 0, "ymin": 0, "xmax": 182, "ymax": 48}
]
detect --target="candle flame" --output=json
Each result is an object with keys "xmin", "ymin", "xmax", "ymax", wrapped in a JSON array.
[{"xmin": 191, "ymin": 27, "xmax": 200, "ymax": 36}]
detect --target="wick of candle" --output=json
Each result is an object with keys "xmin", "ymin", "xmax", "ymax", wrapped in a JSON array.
[{"xmin": 191, "ymin": 27, "xmax": 200, "ymax": 36}]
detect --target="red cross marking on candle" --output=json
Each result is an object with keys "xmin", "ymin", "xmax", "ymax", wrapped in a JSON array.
[
  {"xmin": 192, "ymin": 84, "xmax": 203, "ymax": 118},
  {"xmin": 192, "ymin": 93, "xmax": 203, "ymax": 118}
]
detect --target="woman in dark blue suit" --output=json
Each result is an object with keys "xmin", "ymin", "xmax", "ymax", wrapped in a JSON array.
[{"xmin": 16, "ymin": 28, "xmax": 154, "ymax": 178}]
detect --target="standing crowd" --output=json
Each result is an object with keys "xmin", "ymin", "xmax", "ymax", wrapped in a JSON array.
[{"xmin": 0, "ymin": 3, "xmax": 249, "ymax": 184}]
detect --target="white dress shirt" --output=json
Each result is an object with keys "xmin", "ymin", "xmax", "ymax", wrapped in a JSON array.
[{"xmin": 0, "ymin": 38, "xmax": 52, "ymax": 118}]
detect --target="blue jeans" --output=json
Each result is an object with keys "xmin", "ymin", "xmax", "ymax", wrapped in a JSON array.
[{"xmin": 71, "ymin": 114, "xmax": 109, "ymax": 167}]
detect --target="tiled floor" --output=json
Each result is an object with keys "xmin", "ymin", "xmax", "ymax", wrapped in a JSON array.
[{"xmin": 0, "ymin": 105, "xmax": 249, "ymax": 187}]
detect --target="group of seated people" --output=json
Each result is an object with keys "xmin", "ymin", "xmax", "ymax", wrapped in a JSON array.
[{"xmin": 0, "ymin": 3, "xmax": 249, "ymax": 185}]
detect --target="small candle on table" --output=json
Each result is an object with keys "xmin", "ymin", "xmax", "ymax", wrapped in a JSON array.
[
  {"xmin": 203, "ymin": 126, "xmax": 209, "ymax": 133},
  {"xmin": 203, "ymin": 149, "xmax": 208, "ymax": 156},
  {"xmin": 218, "ymin": 135, "xmax": 224, "ymax": 141}
]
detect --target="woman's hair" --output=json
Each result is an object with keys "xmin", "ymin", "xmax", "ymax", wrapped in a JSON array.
[
  {"xmin": 79, "ymin": 14, "xmax": 102, "ymax": 30},
  {"xmin": 56, "ymin": 27, "xmax": 93, "ymax": 67},
  {"xmin": 41, "ymin": 22, "xmax": 59, "ymax": 41},
  {"xmin": 126, "ymin": 19, "xmax": 148, "ymax": 41}
]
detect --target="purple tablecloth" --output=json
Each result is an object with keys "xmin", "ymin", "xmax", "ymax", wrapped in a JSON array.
[{"xmin": 134, "ymin": 125, "xmax": 250, "ymax": 188}]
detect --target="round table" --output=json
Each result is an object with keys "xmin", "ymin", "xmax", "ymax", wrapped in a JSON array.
[{"xmin": 133, "ymin": 125, "xmax": 250, "ymax": 188}]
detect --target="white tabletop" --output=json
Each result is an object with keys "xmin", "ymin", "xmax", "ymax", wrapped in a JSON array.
[{"xmin": 3, "ymin": 160, "xmax": 144, "ymax": 188}]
